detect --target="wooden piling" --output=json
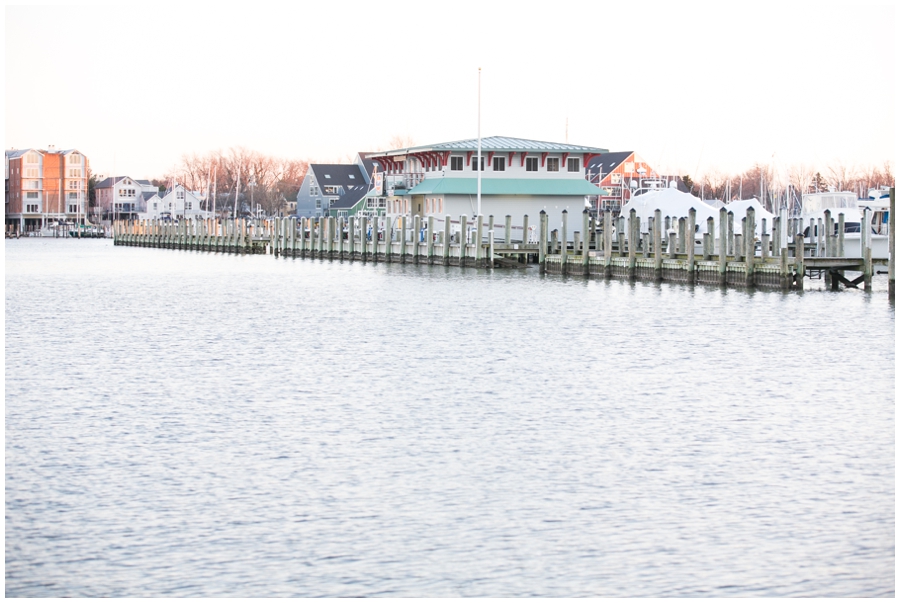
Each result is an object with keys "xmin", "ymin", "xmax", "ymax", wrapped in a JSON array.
[
  {"xmin": 459, "ymin": 215, "xmax": 467, "ymax": 266},
  {"xmin": 539, "ymin": 211, "xmax": 548, "ymax": 273},
  {"xmin": 582, "ymin": 209, "xmax": 590, "ymax": 275},
  {"xmin": 654, "ymin": 209, "xmax": 663, "ymax": 281},
  {"xmin": 476, "ymin": 215, "xmax": 484, "ymax": 266},
  {"xmin": 443, "ymin": 215, "xmax": 451, "ymax": 266},
  {"xmin": 687, "ymin": 208, "xmax": 696, "ymax": 284}
]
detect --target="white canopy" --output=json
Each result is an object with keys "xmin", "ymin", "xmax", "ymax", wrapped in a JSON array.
[
  {"xmin": 619, "ymin": 188, "xmax": 720, "ymax": 235},
  {"xmin": 724, "ymin": 198, "xmax": 775, "ymax": 237}
]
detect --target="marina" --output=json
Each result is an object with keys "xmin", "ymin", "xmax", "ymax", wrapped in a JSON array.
[{"xmin": 112, "ymin": 189, "xmax": 894, "ymax": 294}]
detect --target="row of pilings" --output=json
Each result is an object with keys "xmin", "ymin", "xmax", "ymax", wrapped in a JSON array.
[{"xmin": 114, "ymin": 204, "xmax": 887, "ymax": 292}]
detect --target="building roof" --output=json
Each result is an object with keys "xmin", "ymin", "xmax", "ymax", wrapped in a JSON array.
[
  {"xmin": 406, "ymin": 177, "xmax": 603, "ymax": 196},
  {"xmin": 374, "ymin": 136, "xmax": 608, "ymax": 156},
  {"xmin": 585, "ymin": 151, "xmax": 634, "ymax": 175},
  {"xmin": 5, "ymin": 149, "xmax": 33, "ymax": 159},
  {"xmin": 94, "ymin": 176, "xmax": 133, "ymax": 188},
  {"xmin": 329, "ymin": 184, "xmax": 371, "ymax": 210},
  {"xmin": 141, "ymin": 191, "xmax": 159, "ymax": 201},
  {"xmin": 309, "ymin": 163, "xmax": 367, "ymax": 187}
]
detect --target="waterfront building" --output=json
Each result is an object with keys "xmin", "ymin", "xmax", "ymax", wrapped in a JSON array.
[
  {"xmin": 365, "ymin": 136, "xmax": 607, "ymax": 235},
  {"xmin": 295, "ymin": 153, "xmax": 384, "ymax": 219},
  {"xmin": 5, "ymin": 147, "xmax": 89, "ymax": 233},
  {"xmin": 147, "ymin": 183, "xmax": 209, "ymax": 221},
  {"xmin": 94, "ymin": 176, "xmax": 160, "ymax": 222},
  {"xmin": 585, "ymin": 151, "xmax": 686, "ymax": 214}
]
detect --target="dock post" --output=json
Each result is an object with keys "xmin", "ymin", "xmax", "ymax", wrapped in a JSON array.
[
  {"xmin": 347, "ymin": 216, "xmax": 356, "ymax": 259},
  {"xmin": 443, "ymin": 216, "xmax": 451, "ymax": 266},
  {"xmin": 413, "ymin": 215, "xmax": 421, "ymax": 264},
  {"xmin": 476, "ymin": 214, "xmax": 484, "ymax": 267},
  {"xmin": 794, "ymin": 233, "xmax": 805, "ymax": 289},
  {"xmin": 817, "ymin": 217, "xmax": 824, "ymax": 257},
  {"xmin": 653, "ymin": 209, "xmax": 663, "ymax": 281},
  {"xmin": 328, "ymin": 216, "xmax": 336, "ymax": 258},
  {"xmin": 521, "ymin": 214, "xmax": 530, "ymax": 264},
  {"xmin": 290, "ymin": 217, "xmax": 297, "ymax": 257},
  {"xmin": 459, "ymin": 215, "xmax": 467, "ymax": 266},
  {"xmin": 677, "ymin": 216, "xmax": 686, "ymax": 255},
  {"xmin": 336, "ymin": 217, "xmax": 344, "ymax": 259},
  {"xmin": 318, "ymin": 217, "xmax": 326, "ymax": 257},
  {"xmin": 746, "ymin": 207, "xmax": 755, "ymax": 287},
  {"xmin": 687, "ymin": 208, "xmax": 696, "ymax": 284},
  {"xmin": 890, "ymin": 187, "xmax": 895, "ymax": 300},
  {"xmin": 626, "ymin": 209, "xmax": 637, "ymax": 279},
  {"xmin": 539, "ymin": 210, "xmax": 548, "ymax": 273},
  {"xmin": 617, "ymin": 216, "xmax": 625, "ymax": 259},
  {"xmin": 373, "ymin": 215, "xmax": 380, "ymax": 261},
  {"xmin": 837, "ymin": 212, "xmax": 845, "ymax": 257},
  {"xmin": 761, "ymin": 218, "xmax": 769, "ymax": 260},
  {"xmin": 727, "ymin": 211, "xmax": 735, "ymax": 256},
  {"xmin": 603, "ymin": 211, "xmax": 612, "ymax": 277},
  {"xmin": 362, "ymin": 215, "xmax": 370, "ymax": 262},
  {"xmin": 486, "ymin": 214, "xmax": 494, "ymax": 268},
  {"xmin": 824, "ymin": 210, "xmax": 833, "ymax": 257},
  {"xmin": 398, "ymin": 215, "xmax": 406, "ymax": 262},
  {"xmin": 861, "ymin": 207, "xmax": 871, "ymax": 284},
  {"xmin": 504, "ymin": 215, "xmax": 511, "ymax": 245},
  {"xmin": 705, "ymin": 217, "xmax": 715, "ymax": 260},
  {"xmin": 719, "ymin": 208, "xmax": 728, "ymax": 286},
  {"xmin": 582, "ymin": 209, "xmax": 590, "ymax": 276},
  {"xmin": 427, "ymin": 216, "xmax": 434, "ymax": 264},
  {"xmin": 561, "ymin": 210, "xmax": 568, "ymax": 275}
]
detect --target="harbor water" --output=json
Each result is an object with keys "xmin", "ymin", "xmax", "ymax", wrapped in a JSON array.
[{"xmin": 5, "ymin": 238, "xmax": 895, "ymax": 597}]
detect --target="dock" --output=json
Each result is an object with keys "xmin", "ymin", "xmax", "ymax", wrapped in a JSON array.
[{"xmin": 113, "ymin": 201, "xmax": 892, "ymax": 294}]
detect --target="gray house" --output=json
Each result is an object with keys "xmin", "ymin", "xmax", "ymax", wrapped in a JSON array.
[{"xmin": 295, "ymin": 153, "xmax": 384, "ymax": 219}]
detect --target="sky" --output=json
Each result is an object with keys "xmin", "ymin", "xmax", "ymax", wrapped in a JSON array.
[{"xmin": 5, "ymin": 1, "xmax": 897, "ymax": 181}]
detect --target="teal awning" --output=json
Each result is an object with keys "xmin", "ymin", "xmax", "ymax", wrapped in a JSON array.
[{"xmin": 405, "ymin": 178, "xmax": 604, "ymax": 196}]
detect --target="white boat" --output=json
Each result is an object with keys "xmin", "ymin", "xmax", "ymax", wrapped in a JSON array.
[
  {"xmin": 800, "ymin": 191, "xmax": 889, "ymax": 260},
  {"xmin": 859, "ymin": 187, "xmax": 891, "ymax": 236}
]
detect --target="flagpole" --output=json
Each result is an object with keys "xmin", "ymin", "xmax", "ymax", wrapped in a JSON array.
[{"xmin": 477, "ymin": 67, "xmax": 482, "ymax": 218}]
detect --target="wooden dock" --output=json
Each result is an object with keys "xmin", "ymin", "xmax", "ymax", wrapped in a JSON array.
[{"xmin": 113, "ymin": 202, "xmax": 890, "ymax": 293}]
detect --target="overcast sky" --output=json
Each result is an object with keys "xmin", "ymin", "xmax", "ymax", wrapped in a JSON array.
[{"xmin": 5, "ymin": 1, "xmax": 896, "ymax": 180}]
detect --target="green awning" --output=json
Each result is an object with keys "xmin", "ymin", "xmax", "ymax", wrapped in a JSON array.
[{"xmin": 405, "ymin": 177, "xmax": 604, "ymax": 196}]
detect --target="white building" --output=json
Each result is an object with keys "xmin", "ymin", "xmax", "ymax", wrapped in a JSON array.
[
  {"xmin": 366, "ymin": 136, "xmax": 607, "ymax": 238},
  {"xmin": 94, "ymin": 176, "xmax": 160, "ymax": 221},
  {"xmin": 140, "ymin": 183, "xmax": 209, "ymax": 220}
]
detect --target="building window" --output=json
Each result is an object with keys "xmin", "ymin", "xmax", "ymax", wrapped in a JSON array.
[
  {"xmin": 176, "ymin": 190, "xmax": 184, "ymax": 200},
  {"xmin": 25, "ymin": 152, "xmax": 40, "ymax": 164},
  {"xmin": 309, "ymin": 183, "xmax": 319, "ymax": 196},
  {"xmin": 526, "ymin": 157, "xmax": 538, "ymax": 172},
  {"xmin": 68, "ymin": 204, "xmax": 78, "ymax": 213},
  {"xmin": 567, "ymin": 158, "xmax": 580, "ymax": 172},
  {"xmin": 68, "ymin": 192, "xmax": 78, "ymax": 200},
  {"xmin": 24, "ymin": 168, "xmax": 38, "ymax": 178},
  {"xmin": 471, "ymin": 157, "xmax": 485, "ymax": 171},
  {"xmin": 547, "ymin": 158, "xmax": 560, "ymax": 172},
  {"xmin": 70, "ymin": 180, "xmax": 82, "ymax": 189},
  {"xmin": 323, "ymin": 185, "xmax": 342, "ymax": 195},
  {"xmin": 493, "ymin": 157, "xmax": 505, "ymax": 171},
  {"xmin": 68, "ymin": 154, "xmax": 82, "ymax": 165},
  {"xmin": 26, "ymin": 204, "xmax": 39, "ymax": 212},
  {"xmin": 153, "ymin": 203, "xmax": 157, "ymax": 210},
  {"xmin": 186, "ymin": 201, "xmax": 192, "ymax": 210},
  {"xmin": 68, "ymin": 168, "xmax": 80, "ymax": 177},
  {"xmin": 315, "ymin": 199, "xmax": 322, "ymax": 209},
  {"xmin": 450, "ymin": 156, "xmax": 463, "ymax": 171},
  {"xmin": 26, "ymin": 192, "xmax": 38, "ymax": 199}
]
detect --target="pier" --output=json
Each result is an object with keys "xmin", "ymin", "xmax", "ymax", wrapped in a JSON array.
[{"xmin": 113, "ymin": 203, "xmax": 891, "ymax": 293}]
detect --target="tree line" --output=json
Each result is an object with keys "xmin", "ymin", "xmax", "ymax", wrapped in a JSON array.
[{"xmin": 155, "ymin": 147, "xmax": 309, "ymax": 217}]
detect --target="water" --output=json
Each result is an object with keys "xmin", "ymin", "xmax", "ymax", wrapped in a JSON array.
[{"xmin": 5, "ymin": 238, "xmax": 895, "ymax": 597}]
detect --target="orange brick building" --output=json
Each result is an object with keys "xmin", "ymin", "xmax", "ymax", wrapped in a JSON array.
[{"xmin": 5, "ymin": 147, "xmax": 89, "ymax": 233}]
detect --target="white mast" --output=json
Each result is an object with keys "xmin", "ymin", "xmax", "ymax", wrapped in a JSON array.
[{"xmin": 477, "ymin": 67, "xmax": 482, "ymax": 218}]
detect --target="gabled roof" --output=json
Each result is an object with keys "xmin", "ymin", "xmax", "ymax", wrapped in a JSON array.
[
  {"xmin": 95, "ymin": 176, "xmax": 137, "ymax": 188},
  {"xmin": 329, "ymin": 184, "xmax": 370, "ymax": 210},
  {"xmin": 141, "ymin": 191, "xmax": 159, "ymax": 201},
  {"xmin": 374, "ymin": 136, "xmax": 608, "ymax": 156},
  {"xmin": 309, "ymin": 163, "xmax": 366, "ymax": 187},
  {"xmin": 5, "ymin": 149, "xmax": 35, "ymax": 159},
  {"xmin": 585, "ymin": 151, "xmax": 634, "ymax": 175}
]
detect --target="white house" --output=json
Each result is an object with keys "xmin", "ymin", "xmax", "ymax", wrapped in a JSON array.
[
  {"xmin": 141, "ymin": 183, "xmax": 209, "ymax": 220},
  {"xmin": 365, "ymin": 136, "xmax": 607, "ymax": 238},
  {"xmin": 95, "ymin": 176, "xmax": 159, "ymax": 221}
]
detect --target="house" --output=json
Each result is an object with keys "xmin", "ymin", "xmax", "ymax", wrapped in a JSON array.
[
  {"xmin": 585, "ymin": 152, "xmax": 685, "ymax": 214},
  {"xmin": 365, "ymin": 136, "xmax": 607, "ymax": 236},
  {"xmin": 94, "ymin": 176, "xmax": 160, "ymax": 221},
  {"xmin": 295, "ymin": 153, "xmax": 383, "ymax": 219},
  {"xmin": 5, "ymin": 147, "xmax": 89, "ymax": 233},
  {"xmin": 140, "ymin": 183, "xmax": 208, "ymax": 220}
]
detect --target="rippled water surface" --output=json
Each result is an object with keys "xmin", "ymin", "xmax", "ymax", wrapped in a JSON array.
[{"xmin": 5, "ymin": 239, "xmax": 895, "ymax": 597}]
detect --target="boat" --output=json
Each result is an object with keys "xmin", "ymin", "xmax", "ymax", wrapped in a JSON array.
[
  {"xmin": 859, "ymin": 187, "xmax": 891, "ymax": 236},
  {"xmin": 799, "ymin": 190, "xmax": 889, "ymax": 260}
]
